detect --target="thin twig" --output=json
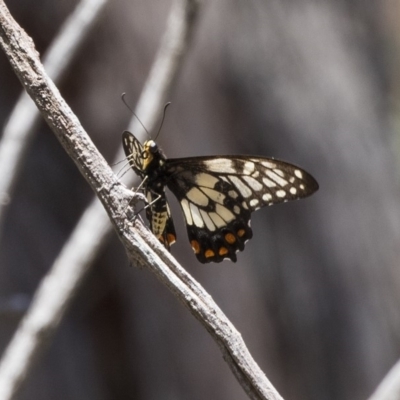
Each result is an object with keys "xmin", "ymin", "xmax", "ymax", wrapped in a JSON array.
[
  {"xmin": 368, "ymin": 359, "xmax": 400, "ymax": 400},
  {"xmin": 0, "ymin": 0, "xmax": 108, "ymax": 232},
  {"xmin": 0, "ymin": 1, "xmax": 284, "ymax": 400}
]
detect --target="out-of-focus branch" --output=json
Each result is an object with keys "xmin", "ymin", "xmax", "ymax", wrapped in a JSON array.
[
  {"xmin": 0, "ymin": 200, "xmax": 114, "ymax": 400},
  {"xmin": 0, "ymin": 1, "xmax": 284, "ymax": 400},
  {"xmin": 126, "ymin": 0, "xmax": 198, "ymax": 137},
  {"xmin": 0, "ymin": 0, "xmax": 108, "ymax": 232},
  {"xmin": 368, "ymin": 360, "xmax": 400, "ymax": 400}
]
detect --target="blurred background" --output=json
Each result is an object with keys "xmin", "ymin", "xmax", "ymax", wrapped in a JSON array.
[{"xmin": 1, "ymin": 0, "xmax": 400, "ymax": 399}]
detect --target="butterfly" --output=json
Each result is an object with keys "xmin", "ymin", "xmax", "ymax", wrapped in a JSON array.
[{"xmin": 122, "ymin": 131, "xmax": 318, "ymax": 263}]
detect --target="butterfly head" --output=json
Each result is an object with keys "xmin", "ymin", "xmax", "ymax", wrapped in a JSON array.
[{"xmin": 142, "ymin": 140, "xmax": 165, "ymax": 170}]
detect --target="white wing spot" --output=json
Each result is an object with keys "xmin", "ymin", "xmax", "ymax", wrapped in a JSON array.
[
  {"xmin": 261, "ymin": 160, "xmax": 277, "ymax": 168},
  {"xmin": 195, "ymin": 173, "xmax": 219, "ymax": 188},
  {"xmin": 251, "ymin": 170, "xmax": 260, "ymax": 178},
  {"xmin": 233, "ymin": 205, "xmax": 240, "ymax": 214},
  {"xmin": 209, "ymin": 212, "xmax": 226, "ymax": 228},
  {"xmin": 243, "ymin": 176, "xmax": 263, "ymax": 191},
  {"xmin": 262, "ymin": 193, "xmax": 272, "ymax": 202},
  {"xmin": 289, "ymin": 177, "xmax": 295, "ymax": 183},
  {"xmin": 295, "ymin": 169, "xmax": 303, "ymax": 179},
  {"xmin": 200, "ymin": 210, "xmax": 216, "ymax": 231},
  {"xmin": 203, "ymin": 159, "xmax": 236, "ymax": 173},
  {"xmin": 229, "ymin": 176, "xmax": 252, "ymax": 198},
  {"xmin": 265, "ymin": 170, "xmax": 288, "ymax": 186},
  {"xmin": 276, "ymin": 190, "xmax": 286, "ymax": 198},
  {"xmin": 262, "ymin": 177, "xmax": 276, "ymax": 188},
  {"xmin": 243, "ymin": 161, "xmax": 255, "ymax": 175},
  {"xmin": 273, "ymin": 169, "xmax": 285, "ymax": 177},
  {"xmin": 181, "ymin": 199, "xmax": 192, "ymax": 225},
  {"xmin": 300, "ymin": 184, "xmax": 305, "ymax": 190},
  {"xmin": 187, "ymin": 187, "xmax": 208, "ymax": 206},
  {"xmin": 202, "ymin": 187, "xmax": 225, "ymax": 204},
  {"xmin": 290, "ymin": 187, "xmax": 297, "ymax": 195},
  {"xmin": 250, "ymin": 199, "xmax": 259, "ymax": 208},
  {"xmin": 216, "ymin": 204, "xmax": 235, "ymax": 222},
  {"xmin": 228, "ymin": 190, "xmax": 239, "ymax": 199},
  {"xmin": 190, "ymin": 203, "xmax": 204, "ymax": 228},
  {"xmin": 242, "ymin": 201, "xmax": 249, "ymax": 210}
]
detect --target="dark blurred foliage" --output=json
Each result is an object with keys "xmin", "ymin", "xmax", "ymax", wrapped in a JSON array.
[{"xmin": 1, "ymin": 0, "xmax": 400, "ymax": 399}]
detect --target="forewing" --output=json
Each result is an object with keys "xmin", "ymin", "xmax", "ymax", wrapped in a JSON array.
[
  {"xmin": 165, "ymin": 156, "xmax": 318, "ymax": 263},
  {"xmin": 122, "ymin": 131, "xmax": 144, "ymax": 177}
]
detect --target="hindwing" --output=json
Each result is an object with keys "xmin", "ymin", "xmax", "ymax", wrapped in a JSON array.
[{"xmin": 165, "ymin": 156, "xmax": 318, "ymax": 263}]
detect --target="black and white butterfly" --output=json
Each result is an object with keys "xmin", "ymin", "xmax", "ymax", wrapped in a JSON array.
[{"xmin": 122, "ymin": 131, "xmax": 318, "ymax": 263}]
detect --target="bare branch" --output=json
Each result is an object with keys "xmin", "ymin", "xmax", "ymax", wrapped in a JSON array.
[
  {"xmin": 368, "ymin": 360, "xmax": 400, "ymax": 400},
  {"xmin": 0, "ymin": 0, "xmax": 108, "ymax": 232},
  {"xmin": 0, "ymin": 1, "xmax": 284, "ymax": 400}
]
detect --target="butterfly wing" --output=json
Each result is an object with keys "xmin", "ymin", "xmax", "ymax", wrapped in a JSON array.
[
  {"xmin": 122, "ymin": 130, "xmax": 145, "ymax": 177},
  {"xmin": 165, "ymin": 156, "xmax": 318, "ymax": 263}
]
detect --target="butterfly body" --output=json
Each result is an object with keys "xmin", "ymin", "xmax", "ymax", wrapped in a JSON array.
[{"xmin": 122, "ymin": 131, "xmax": 318, "ymax": 263}]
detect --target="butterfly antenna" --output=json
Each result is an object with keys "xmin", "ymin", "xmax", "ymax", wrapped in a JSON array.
[
  {"xmin": 154, "ymin": 102, "xmax": 171, "ymax": 141},
  {"xmin": 121, "ymin": 93, "xmax": 150, "ymax": 138}
]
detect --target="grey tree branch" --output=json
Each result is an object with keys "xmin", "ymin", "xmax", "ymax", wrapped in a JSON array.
[
  {"xmin": 0, "ymin": 1, "xmax": 284, "ymax": 400},
  {"xmin": 0, "ymin": 0, "xmax": 108, "ymax": 234}
]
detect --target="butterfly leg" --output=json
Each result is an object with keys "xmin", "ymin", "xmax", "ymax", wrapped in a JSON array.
[
  {"xmin": 133, "ymin": 192, "xmax": 162, "ymax": 216},
  {"xmin": 133, "ymin": 175, "xmax": 148, "ymax": 194},
  {"xmin": 141, "ymin": 193, "xmax": 162, "ymax": 212},
  {"xmin": 125, "ymin": 176, "xmax": 149, "ymax": 210}
]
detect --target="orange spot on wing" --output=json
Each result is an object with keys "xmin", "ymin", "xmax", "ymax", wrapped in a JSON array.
[
  {"xmin": 219, "ymin": 247, "xmax": 229, "ymax": 256},
  {"xmin": 237, "ymin": 229, "xmax": 246, "ymax": 237},
  {"xmin": 205, "ymin": 249, "xmax": 215, "ymax": 258},
  {"xmin": 225, "ymin": 233, "xmax": 236, "ymax": 244},
  {"xmin": 191, "ymin": 240, "xmax": 200, "ymax": 254},
  {"xmin": 167, "ymin": 233, "xmax": 176, "ymax": 245}
]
